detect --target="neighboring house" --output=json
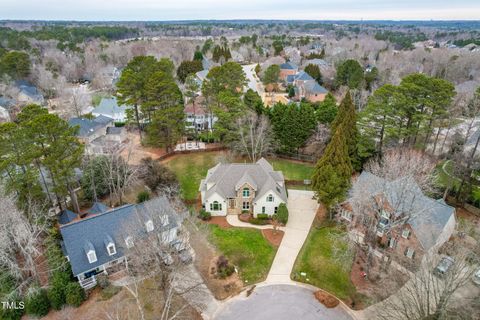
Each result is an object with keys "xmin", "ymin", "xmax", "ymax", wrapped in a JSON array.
[
  {"xmin": 338, "ymin": 172, "xmax": 456, "ymax": 270},
  {"xmin": 15, "ymin": 80, "xmax": 44, "ymax": 105},
  {"xmin": 194, "ymin": 69, "xmax": 209, "ymax": 87},
  {"xmin": 184, "ymin": 96, "xmax": 216, "ymax": 131},
  {"xmin": 60, "ymin": 197, "xmax": 181, "ymax": 289},
  {"xmin": 279, "ymin": 62, "xmax": 298, "ymax": 81},
  {"xmin": 199, "ymin": 158, "xmax": 287, "ymax": 217},
  {"xmin": 92, "ymin": 97, "xmax": 131, "ymax": 123},
  {"xmin": 202, "ymin": 57, "xmax": 214, "ymax": 71},
  {"xmin": 289, "ymin": 71, "xmax": 328, "ymax": 103},
  {"xmin": 89, "ymin": 126, "xmax": 127, "ymax": 155},
  {"xmin": 69, "ymin": 115, "xmax": 114, "ymax": 144}
]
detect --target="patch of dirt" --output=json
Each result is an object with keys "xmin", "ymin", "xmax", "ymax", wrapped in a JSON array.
[
  {"xmin": 121, "ymin": 131, "xmax": 168, "ymax": 165},
  {"xmin": 314, "ymin": 290, "xmax": 340, "ymax": 308},
  {"xmin": 187, "ymin": 223, "xmax": 243, "ymax": 300},
  {"xmin": 262, "ymin": 229, "xmax": 284, "ymax": 247},
  {"xmin": 457, "ymin": 206, "xmax": 480, "ymax": 224},
  {"xmin": 350, "ymin": 253, "xmax": 371, "ymax": 292},
  {"xmin": 205, "ymin": 216, "xmax": 231, "ymax": 229}
]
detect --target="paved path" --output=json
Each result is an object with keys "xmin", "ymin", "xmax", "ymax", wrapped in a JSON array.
[
  {"xmin": 214, "ymin": 284, "xmax": 353, "ymax": 320},
  {"xmin": 226, "ymin": 214, "xmax": 286, "ymax": 231},
  {"xmin": 265, "ymin": 190, "xmax": 319, "ymax": 283}
]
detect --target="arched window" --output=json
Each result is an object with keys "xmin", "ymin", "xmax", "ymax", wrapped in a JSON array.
[
  {"xmin": 267, "ymin": 194, "xmax": 274, "ymax": 202},
  {"xmin": 210, "ymin": 201, "xmax": 221, "ymax": 211},
  {"xmin": 242, "ymin": 187, "xmax": 250, "ymax": 197}
]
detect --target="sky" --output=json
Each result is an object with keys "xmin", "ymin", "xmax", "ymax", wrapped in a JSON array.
[{"xmin": 1, "ymin": 0, "xmax": 480, "ymax": 21}]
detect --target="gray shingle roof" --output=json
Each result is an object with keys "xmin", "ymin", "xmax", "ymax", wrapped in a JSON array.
[
  {"xmin": 93, "ymin": 97, "xmax": 131, "ymax": 117},
  {"xmin": 352, "ymin": 171, "xmax": 455, "ymax": 250},
  {"xmin": 68, "ymin": 115, "xmax": 113, "ymax": 138},
  {"xmin": 304, "ymin": 81, "xmax": 328, "ymax": 94},
  {"xmin": 295, "ymin": 71, "xmax": 314, "ymax": 81},
  {"xmin": 200, "ymin": 158, "xmax": 287, "ymax": 203},
  {"xmin": 280, "ymin": 62, "xmax": 298, "ymax": 70},
  {"xmin": 60, "ymin": 197, "xmax": 179, "ymax": 276}
]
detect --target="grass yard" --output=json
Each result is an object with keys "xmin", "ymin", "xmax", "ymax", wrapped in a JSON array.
[
  {"xmin": 269, "ymin": 158, "xmax": 314, "ymax": 181},
  {"xmin": 164, "ymin": 152, "xmax": 222, "ymax": 201},
  {"xmin": 163, "ymin": 151, "xmax": 315, "ymax": 201},
  {"xmin": 208, "ymin": 225, "xmax": 277, "ymax": 284},
  {"xmin": 292, "ymin": 224, "xmax": 356, "ymax": 301}
]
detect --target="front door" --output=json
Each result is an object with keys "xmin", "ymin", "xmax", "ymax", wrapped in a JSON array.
[{"xmin": 229, "ymin": 199, "xmax": 236, "ymax": 209}]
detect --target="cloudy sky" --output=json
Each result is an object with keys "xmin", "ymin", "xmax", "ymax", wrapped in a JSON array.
[{"xmin": 1, "ymin": 0, "xmax": 480, "ymax": 21}]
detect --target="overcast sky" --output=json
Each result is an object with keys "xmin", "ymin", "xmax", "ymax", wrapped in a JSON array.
[{"xmin": 1, "ymin": 0, "xmax": 480, "ymax": 21}]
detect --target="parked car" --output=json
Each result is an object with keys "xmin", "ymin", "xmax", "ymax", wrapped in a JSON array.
[
  {"xmin": 473, "ymin": 268, "xmax": 480, "ymax": 286},
  {"xmin": 434, "ymin": 256, "xmax": 455, "ymax": 276}
]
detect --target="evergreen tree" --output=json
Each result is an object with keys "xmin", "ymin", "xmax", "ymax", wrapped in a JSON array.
[
  {"xmin": 304, "ymin": 63, "xmax": 322, "ymax": 84},
  {"xmin": 316, "ymin": 93, "xmax": 337, "ymax": 124},
  {"xmin": 244, "ymin": 89, "xmax": 265, "ymax": 115},
  {"xmin": 335, "ymin": 59, "xmax": 364, "ymax": 89},
  {"xmin": 176, "ymin": 60, "xmax": 203, "ymax": 83}
]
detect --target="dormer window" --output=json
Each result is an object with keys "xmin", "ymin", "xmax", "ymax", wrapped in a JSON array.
[
  {"xmin": 87, "ymin": 250, "xmax": 97, "ymax": 264},
  {"xmin": 242, "ymin": 188, "xmax": 250, "ymax": 197},
  {"xmin": 402, "ymin": 229, "xmax": 410, "ymax": 239},
  {"xmin": 146, "ymin": 220, "xmax": 154, "ymax": 232},
  {"xmin": 267, "ymin": 194, "xmax": 274, "ymax": 202},
  {"xmin": 107, "ymin": 243, "xmax": 116, "ymax": 256},
  {"xmin": 125, "ymin": 236, "xmax": 134, "ymax": 248}
]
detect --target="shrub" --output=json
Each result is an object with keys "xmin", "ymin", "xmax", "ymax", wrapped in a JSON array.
[
  {"xmin": 48, "ymin": 271, "xmax": 70, "ymax": 310},
  {"xmin": 276, "ymin": 203, "xmax": 289, "ymax": 224},
  {"xmin": 198, "ymin": 209, "xmax": 212, "ymax": 221},
  {"xmin": 100, "ymin": 285, "xmax": 121, "ymax": 300},
  {"xmin": 25, "ymin": 288, "xmax": 50, "ymax": 317},
  {"xmin": 138, "ymin": 157, "xmax": 178, "ymax": 191},
  {"xmin": 257, "ymin": 213, "xmax": 269, "ymax": 220},
  {"xmin": 136, "ymin": 190, "xmax": 150, "ymax": 203},
  {"xmin": 250, "ymin": 218, "xmax": 268, "ymax": 225},
  {"xmin": 96, "ymin": 274, "xmax": 110, "ymax": 289},
  {"xmin": 216, "ymin": 256, "xmax": 235, "ymax": 279},
  {"xmin": 65, "ymin": 282, "xmax": 85, "ymax": 307}
]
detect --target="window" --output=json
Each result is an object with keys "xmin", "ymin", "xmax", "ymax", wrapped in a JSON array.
[
  {"xmin": 107, "ymin": 243, "xmax": 116, "ymax": 256},
  {"xmin": 242, "ymin": 187, "xmax": 250, "ymax": 197},
  {"xmin": 341, "ymin": 210, "xmax": 353, "ymax": 221},
  {"xmin": 267, "ymin": 194, "xmax": 274, "ymax": 202},
  {"xmin": 125, "ymin": 236, "xmax": 134, "ymax": 248},
  {"xmin": 274, "ymin": 207, "xmax": 278, "ymax": 214},
  {"xmin": 402, "ymin": 229, "xmax": 410, "ymax": 239},
  {"xmin": 388, "ymin": 238, "xmax": 397, "ymax": 249},
  {"xmin": 87, "ymin": 250, "xmax": 97, "ymax": 264},
  {"xmin": 242, "ymin": 201, "xmax": 250, "ymax": 210},
  {"xmin": 210, "ymin": 201, "xmax": 222, "ymax": 211},
  {"xmin": 405, "ymin": 247, "xmax": 415, "ymax": 259},
  {"xmin": 146, "ymin": 220, "xmax": 154, "ymax": 232},
  {"xmin": 262, "ymin": 206, "xmax": 265, "ymax": 213}
]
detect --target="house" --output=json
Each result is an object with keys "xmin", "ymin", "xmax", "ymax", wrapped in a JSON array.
[
  {"xmin": 289, "ymin": 71, "xmax": 328, "ymax": 103},
  {"xmin": 338, "ymin": 172, "xmax": 456, "ymax": 270},
  {"xmin": 184, "ymin": 96, "xmax": 216, "ymax": 131},
  {"xmin": 92, "ymin": 97, "xmax": 131, "ymax": 123},
  {"xmin": 279, "ymin": 62, "xmax": 298, "ymax": 81},
  {"xmin": 199, "ymin": 158, "xmax": 287, "ymax": 217},
  {"xmin": 69, "ymin": 115, "xmax": 114, "ymax": 144},
  {"xmin": 194, "ymin": 69, "xmax": 209, "ymax": 87},
  {"xmin": 15, "ymin": 80, "xmax": 44, "ymax": 105},
  {"xmin": 60, "ymin": 197, "xmax": 181, "ymax": 289},
  {"xmin": 88, "ymin": 126, "xmax": 127, "ymax": 155}
]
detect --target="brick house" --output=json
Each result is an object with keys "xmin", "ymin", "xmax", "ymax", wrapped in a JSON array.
[
  {"xmin": 338, "ymin": 172, "xmax": 456, "ymax": 270},
  {"xmin": 279, "ymin": 62, "xmax": 298, "ymax": 81}
]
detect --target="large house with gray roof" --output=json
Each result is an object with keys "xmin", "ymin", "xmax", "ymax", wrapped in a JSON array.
[
  {"xmin": 60, "ymin": 197, "xmax": 181, "ymax": 289},
  {"xmin": 338, "ymin": 171, "xmax": 456, "ymax": 270},
  {"xmin": 199, "ymin": 158, "xmax": 287, "ymax": 217},
  {"xmin": 92, "ymin": 97, "xmax": 131, "ymax": 123}
]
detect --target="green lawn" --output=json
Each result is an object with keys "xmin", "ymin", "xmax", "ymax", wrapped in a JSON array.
[
  {"xmin": 292, "ymin": 225, "xmax": 356, "ymax": 301},
  {"xmin": 208, "ymin": 225, "xmax": 277, "ymax": 284},
  {"xmin": 269, "ymin": 158, "xmax": 314, "ymax": 181},
  {"xmin": 164, "ymin": 151, "xmax": 315, "ymax": 201},
  {"xmin": 164, "ymin": 152, "xmax": 221, "ymax": 201}
]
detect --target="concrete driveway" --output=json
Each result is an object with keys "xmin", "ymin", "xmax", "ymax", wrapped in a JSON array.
[
  {"xmin": 266, "ymin": 190, "xmax": 319, "ymax": 283},
  {"xmin": 214, "ymin": 284, "xmax": 353, "ymax": 320}
]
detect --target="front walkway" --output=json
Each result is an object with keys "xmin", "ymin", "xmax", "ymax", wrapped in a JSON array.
[
  {"xmin": 265, "ymin": 190, "xmax": 319, "ymax": 283},
  {"xmin": 226, "ymin": 214, "xmax": 286, "ymax": 231}
]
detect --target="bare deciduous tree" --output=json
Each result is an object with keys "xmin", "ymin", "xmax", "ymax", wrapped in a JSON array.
[{"xmin": 233, "ymin": 112, "xmax": 275, "ymax": 163}]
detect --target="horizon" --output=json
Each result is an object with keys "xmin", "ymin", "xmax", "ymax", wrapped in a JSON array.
[{"xmin": 2, "ymin": 0, "xmax": 480, "ymax": 21}]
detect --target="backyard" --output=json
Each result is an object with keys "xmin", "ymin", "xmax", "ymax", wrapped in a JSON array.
[
  {"xmin": 292, "ymin": 223, "xmax": 359, "ymax": 303},
  {"xmin": 208, "ymin": 225, "xmax": 277, "ymax": 284},
  {"xmin": 163, "ymin": 151, "xmax": 315, "ymax": 201}
]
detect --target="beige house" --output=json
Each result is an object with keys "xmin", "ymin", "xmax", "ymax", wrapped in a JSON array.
[{"xmin": 199, "ymin": 158, "xmax": 287, "ymax": 217}]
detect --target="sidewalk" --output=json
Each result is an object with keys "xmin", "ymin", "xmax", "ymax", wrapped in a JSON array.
[{"xmin": 226, "ymin": 214, "xmax": 286, "ymax": 231}]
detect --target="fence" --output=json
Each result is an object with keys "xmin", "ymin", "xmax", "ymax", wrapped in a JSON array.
[{"xmin": 157, "ymin": 145, "xmax": 227, "ymax": 162}]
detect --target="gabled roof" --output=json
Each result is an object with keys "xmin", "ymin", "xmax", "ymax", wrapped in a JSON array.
[
  {"xmin": 280, "ymin": 62, "xmax": 298, "ymax": 70},
  {"xmin": 202, "ymin": 58, "xmax": 214, "ymax": 70},
  {"xmin": 59, "ymin": 209, "xmax": 77, "ymax": 225},
  {"xmin": 89, "ymin": 202, "xmax": 109, "ymax": 215},
  {"xmin": 304, "ymin": 81, "xmax": 328, "ymax": 94},
  {"xmin": 295, "ymin": 71, "xmax": 314, "ymax": 81},
  {"xmin": 200, "ymin": 158, "xmax": 287, "ymax": 203},
  {"xmin": 15, "ymin": 80, "xmax": 44, "ymax": 102},
  {"xmin": 93, "ymin": 97, "xmax": 131, "ymax": 117},
  {"xmin": 68, "ymin": 115, "xmax": 113, "ymax": 138},
  {"xmin": 195, "ymin": 69, "xmax": 209, "ymax": 82},
  {"xmin": 60, "ymin": 197, "xmax": 179, "ymax": 276},
  {"xmin": 351, "ymin": 171, "xmax": 455, "ymax": 251}
]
